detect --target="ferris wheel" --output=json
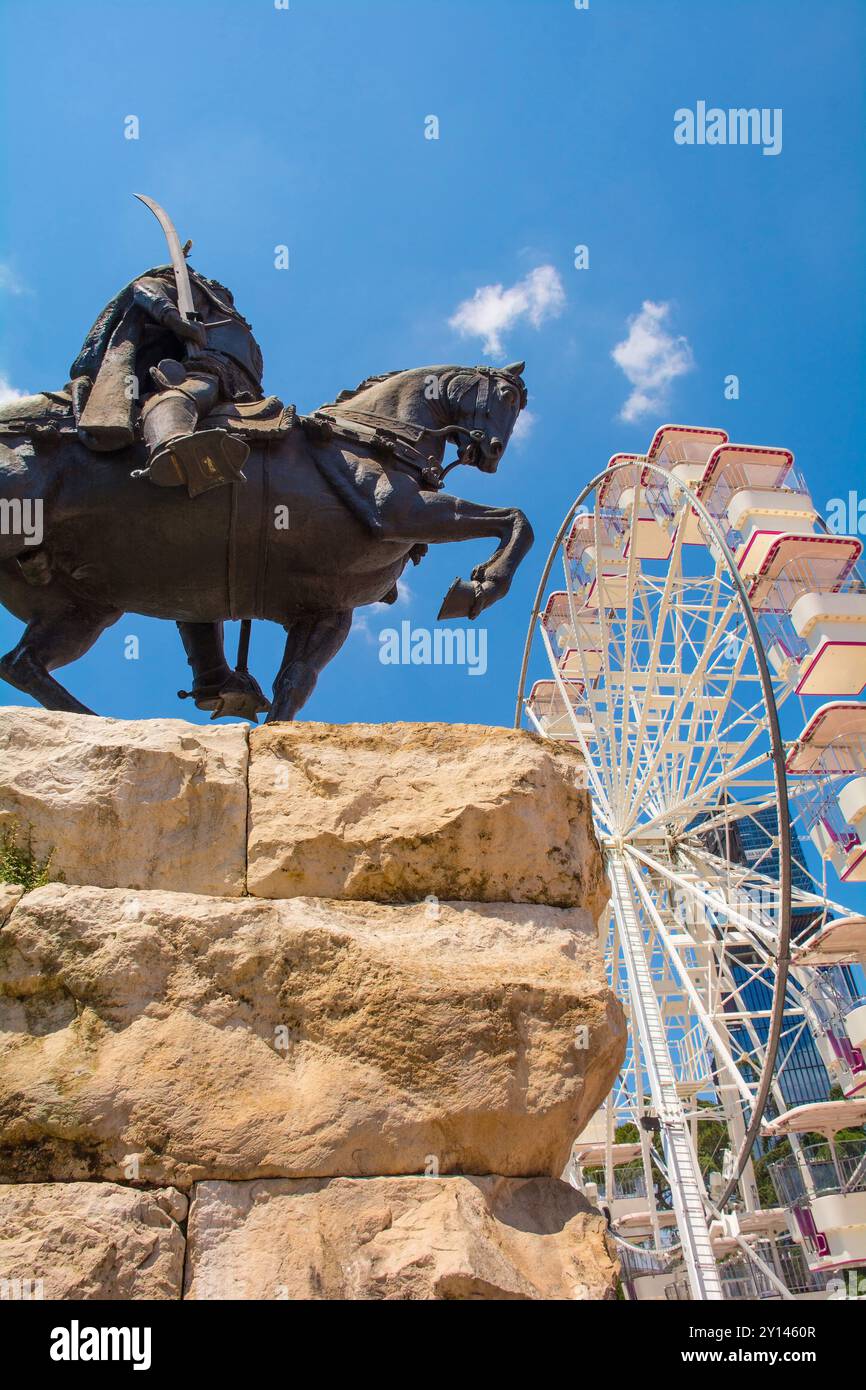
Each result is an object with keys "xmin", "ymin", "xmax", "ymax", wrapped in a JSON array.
[{"xmin": 515, "ymin": 426, "xmax": 866, "ymax": 1302}]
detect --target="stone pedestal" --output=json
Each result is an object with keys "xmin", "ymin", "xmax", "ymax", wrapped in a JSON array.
[{"xmin": 0, "ymin": 711, "xmax": 624, "ymax": 1300}]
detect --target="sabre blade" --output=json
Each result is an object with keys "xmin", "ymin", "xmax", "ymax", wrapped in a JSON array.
[{"xmin": 134, "ymin": 193, "xmax": 197, "ymax": 323}]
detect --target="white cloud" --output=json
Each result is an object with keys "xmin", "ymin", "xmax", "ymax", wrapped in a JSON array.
[
  {"xmin": 0, "ymin": 375, "xmax": 26, "ymax": 406},
  {"xmin": 0, "ymin": 265, "xmax": 27, "ymax": 296},
  {"xmin": 511, "ymin": 407, "xmax": 537, "ymax": 446},
  {"xmin": 611, "ymin": 300, "xmax": 694, "ymax": 423},
  {"xmin": 449, "ymin": 265, "xmax": 565, "ymax": 356}
]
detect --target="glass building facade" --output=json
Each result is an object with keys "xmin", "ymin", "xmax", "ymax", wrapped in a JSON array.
[{"xmin": 709, "ymin": 807, "xmax": 858, "ymax": 1108}]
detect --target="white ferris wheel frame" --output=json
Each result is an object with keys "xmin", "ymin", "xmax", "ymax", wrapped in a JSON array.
[{"xmin": 515, "ymin": 460, "xmax": 796, "ymax": 1301}]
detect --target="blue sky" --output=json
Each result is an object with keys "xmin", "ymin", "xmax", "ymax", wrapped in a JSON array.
[{"xmin": 0, "ymin": 0, "xmax": 863, "ymax": 730}]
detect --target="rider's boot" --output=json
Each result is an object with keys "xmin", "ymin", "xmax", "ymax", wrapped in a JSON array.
[{"xmin": 133, "ymin": 369, "xmax": 250, "ymax": 499}]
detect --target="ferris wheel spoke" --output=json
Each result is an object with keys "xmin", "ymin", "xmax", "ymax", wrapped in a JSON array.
[
  {"xmin": 624, "ymin": 854, "xmax": 756, "ymax": 1109},
  {"xmin": 620, "ymin": 597, "xmax": 740, "ymax": 833},
  {"xmin": 619, "ymin": 567, "xmax": 700, "ymax": 815},
  {"xmin": 617, "ymin": 509, "xmax": 687, "ymax": 819},
  {"xmin": 629, "ymin": 749, "xmax": 771, "ymax": 839},
  {"xmin": 626, "ymin": 841, "xmax": 780, "ymax": 949},
  {"xmin": 675, "ymin": 646, "xmax": 756, "ymax": 808},
  {"xmin": 688, "ymin": 789, "xmax": 778, "ymax": 838}
]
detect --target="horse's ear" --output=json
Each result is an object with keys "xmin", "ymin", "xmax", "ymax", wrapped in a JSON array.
[{"xmin": 505, "ymin": 360, "xmax": 525, "ymax": 377}]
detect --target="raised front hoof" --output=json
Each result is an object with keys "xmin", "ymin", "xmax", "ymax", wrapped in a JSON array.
[{"xmin": 437, "ymin": 576, "xmax": 480, "ymax": 620}]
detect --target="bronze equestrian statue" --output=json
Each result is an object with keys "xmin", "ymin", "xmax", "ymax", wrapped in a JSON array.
[{"xmin": 0, "ymin": 199, "xmax": 533, "ymax": 723}]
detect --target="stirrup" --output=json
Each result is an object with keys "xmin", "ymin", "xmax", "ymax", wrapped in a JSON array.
[
  {"xmin": 134, "ymin": 429, "xmax": 250, "ymax": 499},
  {"xmin": 178, "ymin": 669, "xmax": 271, "ymax": 723}
]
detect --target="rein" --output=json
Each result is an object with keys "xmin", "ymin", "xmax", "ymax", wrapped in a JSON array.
[{"xmin": 308, "ymin": 407, "xmax": 449, "ymax": 489}]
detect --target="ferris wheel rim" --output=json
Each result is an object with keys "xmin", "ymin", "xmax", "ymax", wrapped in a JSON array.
[{"xmin": 515, "ymin": 457, "xmax": 794, "ymax": 1213}]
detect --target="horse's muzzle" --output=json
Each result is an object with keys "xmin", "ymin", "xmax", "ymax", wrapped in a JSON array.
[
  {"xmin": 477, "ymin": 437, "xmax": 503, "ymax": 472},
  {"xmin": 460, "ymin": 434, "xmax": 503, "ymax": 472}
]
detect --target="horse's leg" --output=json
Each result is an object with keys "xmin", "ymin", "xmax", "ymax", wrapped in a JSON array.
[
  {"xmin": 378, "ymin": 489, "xmax": 534, "ymax": 618},
  {"xmin": 268, "ymin": 610, "xmax": 353, "ymax": 723},
  {"xmin": 0, "ymin": 604, "xmax": 121, "ymax": 714},
  {"xmin": 176, "ymin": 620, "xmax": 270, "ymax": 722},
  {"xmin": 177, "ymin": 620, "xmax": 232, "ymax": 694}
]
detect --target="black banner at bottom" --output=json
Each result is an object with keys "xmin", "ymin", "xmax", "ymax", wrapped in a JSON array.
[{"xmin": 1, "ymin": 1293, "xmax": 856, "ymax": 1376}]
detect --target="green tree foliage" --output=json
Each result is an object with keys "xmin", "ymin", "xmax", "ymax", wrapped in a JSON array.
[{"xmin": 0, "ymin": 821, "xmax": 55, "ymax": 892}]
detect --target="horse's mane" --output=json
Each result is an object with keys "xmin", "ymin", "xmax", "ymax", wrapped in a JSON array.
[
  {"xmin": 319, "ymin": 368, "xmax": 409, "ymax": 410},
  {"xmin": 319, "ymin": 362, "xmax": 527, "ymax": 411}
]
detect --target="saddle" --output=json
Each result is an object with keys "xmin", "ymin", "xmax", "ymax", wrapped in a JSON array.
[{"xmin": 200, "ymin": 396, "xmax": 296, "ymax": 441}]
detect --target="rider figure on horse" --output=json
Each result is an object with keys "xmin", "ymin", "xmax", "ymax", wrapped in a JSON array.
[{"xmin": 69, "ymin": 251, "xmax": 264, "ymax": 498}]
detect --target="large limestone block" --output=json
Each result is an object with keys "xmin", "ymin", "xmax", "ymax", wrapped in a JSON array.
[
  {"xmin": 184, "ymin": 1176, "xmax": 617, "ymax": 1300},
  {"xmin": 0, "ymin": 884, "xmax": 625, "ymax": 1186},
  {"xmin": 0, "ymin": 1182, "xmax": 186, "ymax": 1300},
  {"xmin": 0, "ymin": 885, "xmax": 22, "ymax": 925},
  {"xmin": 247, "ymin": 721, "xmax": 607, "ymax": 909},
  {"xmin": 0, "ymin": 707, "xmax": 248, "ymax": 896}
]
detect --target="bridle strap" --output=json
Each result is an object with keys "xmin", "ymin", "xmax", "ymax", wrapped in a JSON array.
[
  {"xmin": 309, "ymin": 366, "xmax": 512, "ymax": 486},
  {"xmin": 308, "ymin": 408, "xmax": 448, "ymax": 488}
]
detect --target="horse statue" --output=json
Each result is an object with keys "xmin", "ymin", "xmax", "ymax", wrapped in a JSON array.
[{"xmin": 0, "ymin": 361, "xmax": 533, "ymax": 722}]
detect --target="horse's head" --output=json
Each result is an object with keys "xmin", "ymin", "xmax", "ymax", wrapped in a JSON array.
[
  {"xmin": 320, "ymin": 361, "xmax": 527, "ymax": 477},
  {"xmin": 441, "ymin": 362, "xmax": 527, "ymax": 473}
]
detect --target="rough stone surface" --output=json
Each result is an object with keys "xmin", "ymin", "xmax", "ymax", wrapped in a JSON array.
[
  {"xmin": 0, "ymin": 713, "xmax": 618, "ymax": 1299},
  {"xmin": 0, "ymin": 885, "xmax": 22, "ymax": 926},
  {"xmin": 0, "ymin": 1181, "xmax": 186, "ymax": 1300},
  {"xmin": 184, "ymin": 1176, "xmax": 617, "ymax": 1300},
  {"xmin": 247, "ymin": 721, "xmax": 608, "ymax": 909},
  {"xmin": 0, "ymin": 707, "xmax": 248, "ymax": 896},
  {"xmin": 0, "ymin": 884, "xmax": 625, "ymax": 1187}
]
